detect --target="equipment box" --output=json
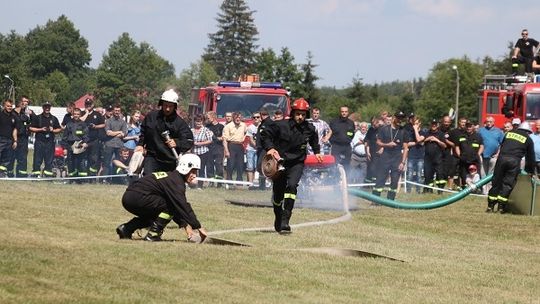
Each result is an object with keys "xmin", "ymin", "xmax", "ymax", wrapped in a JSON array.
[{"xmin": 508, "ymin": 174, "xmax": 540, "ymax": 215}]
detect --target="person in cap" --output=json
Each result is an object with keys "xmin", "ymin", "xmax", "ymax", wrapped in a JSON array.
[
  {"xmin": 372, "ymin": 111, "xmax": 411, "ymax": 200},
  {"xmin": 29, "ymin": 102, "xmax": 62, "ymax": 177},
  {"xmin": 511, "ymin": 118, "xmax": 522, "ymax": 130},
  {"xmin": 0, "ymin": 99, "xmax": 18, "ymax": 177},
  {"xmin": 116, "ymin": 153, "xmax": 207, "ymax": 242},
  {"xmin": 423, "ymin": 118, "xmax": 447, "ymax": 193},
  {"xmin": 9, "ymin": 96, "xmax": 34, "ymax": 177},
  {"xmin": 135, "ymin": 89, "xmax": 194, "ymax": 175},
  {"xmin": 487, "ymin": 122, "xmax": 535, "ymax": 213},
  {"xmin": 260, "ymin": 98, "xmax": 323, "ymax": 233},
  {"xmin": 61, "ymin": 108, "xmax": 90, "ymax": 181},
  {"xmin": 80, "ymin": 98, "xmax": 106, "ymax": 178},
  {"xmin": 454, "ymin": 121, "xmax": 484, "ymax": 189},
  {"xmin": 329, "ymin": 105, "xmax": 356, "ymax": 175},
  {"xmin": 465, "ymin": 164, "xmax": 481, "ymax": 193}
]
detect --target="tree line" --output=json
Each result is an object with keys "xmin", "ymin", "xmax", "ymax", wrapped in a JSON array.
[{"xmin": 0, "ymin": 0, "xmax": 516, "ymax": 123}]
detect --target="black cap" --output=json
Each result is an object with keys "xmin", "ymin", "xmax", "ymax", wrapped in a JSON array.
[
  {"xmin": 408, "ymin": 112, "xmax": 415, "ymax": 118},
  {"xmin": 394, "ymin": 111, "xmax": 406, "ymax": 119},
  {"xmin": 465, "ymin": 121, "xmax": 474, "ymax": 127},
  {"xmin": 105, "ymin": 104, "xmax": 114, "ymax": 112},
  {"xmin": 84, "ymin": 98, "xmax": 93, "ymax": 106},
  {"xmin": 42, "ymin": 101, "xmax": 52, "ymax": 108},
  {"xmin": 430, "ymin": 119, "xmax": 438, "ymax": 124}
]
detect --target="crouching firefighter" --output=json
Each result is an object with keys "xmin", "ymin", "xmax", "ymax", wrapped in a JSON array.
[
  {"xmin": 487, "ymin": 122, "xmax": 535, "ymax": 213},
  {"xmin": 116, "ymin": 153, "xmax": 207, "ymax": 242},
  {"xmin": 260, "ymin": 98, "xmax": 323, "ymax": 233}
]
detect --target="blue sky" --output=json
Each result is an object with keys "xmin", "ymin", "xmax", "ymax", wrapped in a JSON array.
[{"xmin": 1, "ymin": 0, "xmax": 538, "ymax": 87}]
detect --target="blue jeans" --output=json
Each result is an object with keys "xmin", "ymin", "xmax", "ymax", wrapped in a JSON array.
[{"xmin": 407, "ymin": 158, "xmax": 424, "ymax": 193}]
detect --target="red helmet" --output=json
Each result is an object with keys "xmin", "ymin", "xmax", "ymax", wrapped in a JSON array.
[
  {"xmin": 291, "ymin": 98, "xmax": 310, "ymax": 111},
  {"xmin": 54, "ymin": 146, "xmax": 64, "ymax": 158}
]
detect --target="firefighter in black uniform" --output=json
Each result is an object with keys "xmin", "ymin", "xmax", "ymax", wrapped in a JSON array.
[
  {"xmin": 61, "ymin": 108, "xmax": 90, "ymax": 179},
  {"xmin": 10, "ymin": 96, "xmax": 33, "ymax": 177},
  {"xmin": 255, "ymin": 108, "xmax": 271, "ymax": 190},
  {"xmin": 81, "ymin": 98, "xmax": 105, "ymax": 178},
  {"xmin": 372, "ymin": 111, "xmax": 410, "ymax": 200},
  {"xmin": 135, "ymin": 89, "xmax": 193, "ymax": 175},
  {"xmin": 205, "ymin": 111, "xmax": 225, "ymax": 186},
  {"xmin": 487, "ymin": 122, "xmax": 535, "ymax": 213},
  {"xmin": 29, "ymin": 102, "xmax": 62, "ymax": 178},
  {"xmin": 455, "ymin": 121, "xmax": 483, "ymax": 189},
  {"xmin": 261, "ymin": 98, "xmax": 323, "ymax": 233},
  {"xmin": 116, "ymin": 153, "xmax": 207, "ymax": 242},
  {"xmin": 364, "ymin": 116, "xmax": 384, "ymax": 183},
  {"xmin": 329, "ymin": 106, "xmax": 355, "ymax": 173},
  {"xmin": 0, "ymin": 99, "xmax": 18, "ymax": 177},
  {"xmin": 423, "ymin": 119, "xmax": 447, "ymax": 193}
]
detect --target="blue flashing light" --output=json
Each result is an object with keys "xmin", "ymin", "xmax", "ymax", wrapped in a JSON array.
[{"xmin": 217, "ymin": 81, "xmax": 283, "ymax": 89}]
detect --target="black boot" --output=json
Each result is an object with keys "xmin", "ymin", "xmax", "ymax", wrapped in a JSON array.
[
  {"xmin": 116, "ymin": 217, "xmax": 149, "ymax": 239},
  {"xmin": 144, "ymin": 214, "xmax": 171, "ymax": 242},
  {"xmin": 280, "ymin": 209, "xmax": 291, "ymax": 233},
  {"xmin": 486, "ymin": 202, "xmax": 496, "ymax": 213},
  {"xmin": 273, "ymin": 205, "xmax": 282, "ymax": 232},
  {"xmin": 498, "ymin": 203, "xmax": 508, "ymax": 214}
]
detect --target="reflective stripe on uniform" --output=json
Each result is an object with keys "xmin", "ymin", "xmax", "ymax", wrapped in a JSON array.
[
  {"xmin": 158, "ymin": 212, "xmax": 172, "ymax": 220},
  {"xmin": 284, "ymin": 193, "xmax": 296, "ymax": 200}
]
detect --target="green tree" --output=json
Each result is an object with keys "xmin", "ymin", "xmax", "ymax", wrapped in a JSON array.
[
  {"xmin": 415, "ymin": 57, "xmax": 483, "ymax": 122},
  {"xmin": 95, "ymin": 33, "xmax": 175, "ymax": 112},
  {"xmin": 254, "ymin": 48, "xmax": 278, "ymax": 81},
  {"xmin": 24, "ymin": 15, "xmax": 90, "ymax": 79},
  {"xmin": 275, "ymin": 47, "xmax": 303, "ymax": 98},
  {"xmin": 345, "ymin": 74, "xmax": 365, "ymax": 108},
  {"xmin": 299, "ymin": 51, "xmax": 320, "ymax": 104},
  {"xmin": 203, "ymin": 0, "xmax": 259, "ymax": 79}
]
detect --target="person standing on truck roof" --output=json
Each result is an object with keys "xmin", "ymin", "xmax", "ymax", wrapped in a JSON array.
[
  {"xmin": 512, "ymin": 29, "xmax": 539, "ymax": 78},
  {"xmin": 135, "ymin": 89, "xmax": 194, "ymax": 175}
]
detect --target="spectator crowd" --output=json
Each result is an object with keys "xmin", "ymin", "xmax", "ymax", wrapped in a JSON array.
[{"xmin": 1, "ymin": 94, "xmax": 540, "ymax": 197}]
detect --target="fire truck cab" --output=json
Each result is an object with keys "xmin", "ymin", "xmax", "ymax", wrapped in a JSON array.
[
  {"xmin": 189, "ymin": 74, "xmax": 291, "ymax": 125},
  {"xmin": 479, "ymin": 75, "xmax": 540, "ymax": 132}
]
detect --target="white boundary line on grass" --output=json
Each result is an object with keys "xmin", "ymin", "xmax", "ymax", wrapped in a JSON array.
[{"xmin": 209, "ymin": 165, "xmax": 352, "ymax": 236}]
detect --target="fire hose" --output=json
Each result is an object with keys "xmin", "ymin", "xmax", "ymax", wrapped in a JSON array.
[{"xmin": 348, "ymin": 174, "xmax": 493, "ymax": 210}]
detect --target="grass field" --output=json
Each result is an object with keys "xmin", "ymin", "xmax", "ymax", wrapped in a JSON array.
[{"xmin": 1, "ymin": 180, "xmax": 539, "ymax": 304}]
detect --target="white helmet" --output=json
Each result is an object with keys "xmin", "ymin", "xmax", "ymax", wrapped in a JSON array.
[
  {"xmin": 176, "ymin": 153, "xmax": 201, "ymax": 175},
  {"xmin": 160, "ymin": 89, "xmax": 179, "ymax": 104},
  {"xmin": 518, "ymin": 121, "xmax": 533, "ymax": 133}
]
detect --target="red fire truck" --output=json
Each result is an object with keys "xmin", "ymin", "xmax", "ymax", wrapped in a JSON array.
[
  {"xmin": 189, "ymin": 74, "xmax": 291, "ymax": 125},
  {"xmin": 479, "ymin": 75, "xmax": 540, "ymax": 131}
]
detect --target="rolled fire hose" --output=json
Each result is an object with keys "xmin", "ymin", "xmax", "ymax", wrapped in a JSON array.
[{"xmin": 348, "ymin": 174, "xmax": 493, "ymax": 210}]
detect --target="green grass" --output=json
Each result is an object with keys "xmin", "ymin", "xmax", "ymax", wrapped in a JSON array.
[{"xmin": 1, "ymin": 181, "xmax": 539, "ymax": 303}]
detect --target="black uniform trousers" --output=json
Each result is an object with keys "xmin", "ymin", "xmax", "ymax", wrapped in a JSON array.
[
  {"xmin": 488, "ymin": 156, "xmax": 521, "ymax": 204},
  {"xmin": 512, "ymin": 56, "xmax": 534, "ymax": 73},
  {"xmin": 272, "ymin": 161, "xmax": 304, "ymax": 211},
  {"xmin": 0, "ymin": 137, "xmax": 13, "ymax": 175},
  {"xmin": 226, "ymin": 143, "xmax": 244, "ymax": 181},
  {"xmin": 142, "ymin": 155, "xmax": 176, "ymax": 175},
  {"xmin": 121, "ymin": 189, "xmax": 169, "ymax": 232},
  {"xmin": 206, "ymin": 145, "xmax": 224, "ymax": 179},
  {"xmin": 424, "ymin": 152, "xmax": 444, "ymax": 191},
  {"xmin": 372, "ymin": 154, "xmax": 401, "ymax": 200},
  {"xmin": 32, "ymin": 140, "xmax": 55, "ymax": 177},
  {"xmin": 67, "ymin": 149, "xmax": 88, "ymax": 177},
  {"xmin": 365, "ymin": 153, "xmax": 381, "ymax": 183},
  {"xmin": 86, "ymin": 139, "xmax": 102, "ymax": 176},
  {"xmin": 331, "ymin": 143, "xmax": 352, "ymax": 173},
  {"xmin": 10, "ymin": 137, "xmax": 29, "ymax": 177}
]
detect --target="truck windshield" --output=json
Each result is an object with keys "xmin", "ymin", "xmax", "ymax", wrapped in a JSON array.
[
  {"xmin": 216, "ymin": 94, "xmax": 288, "ymax": 119},
  {"xmin": 525, "ymin": 93, "xmax": 540, "ymax": 120}
]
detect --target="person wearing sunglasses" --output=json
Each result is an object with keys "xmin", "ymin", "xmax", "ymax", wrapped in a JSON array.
[{"xmin": 512, "ymin": 29, "xmax": 539, "ymax": 79}]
